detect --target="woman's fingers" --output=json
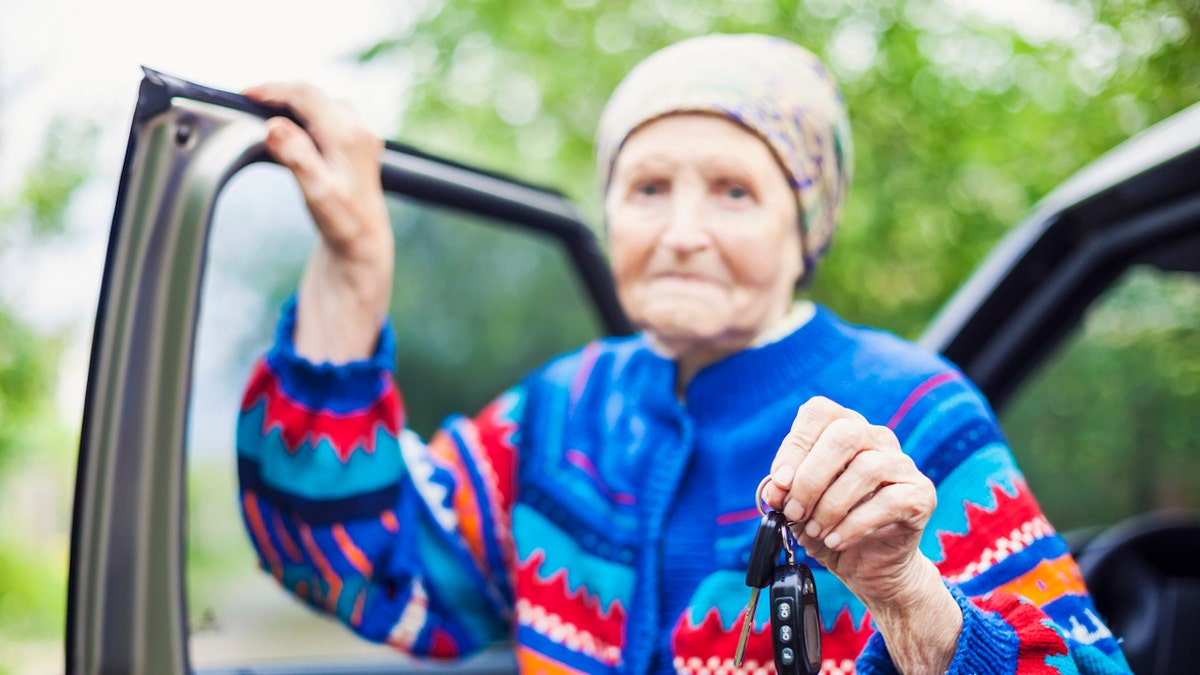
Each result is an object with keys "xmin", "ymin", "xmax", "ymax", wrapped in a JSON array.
[
  {"xmin": 766, "ymin": 396, "xmax": 935, "ymax": 550},
  {"xmin": 765, "ymin": 398, "xmax": 873, "ymax": 517},
  {"xmin": 790, "ymin": 417, "xmax": 882, "ymax": 524},
  {"xmin": 772, "ymin": 397, "xmax": 860, "ymax": 472},
  {"xmin": 263, "ymin": 117, "xmax": 331, "ymax": 198},
  {"xmin": 244, "ymin": 82, "xmax": 330, "ymax": 127},
  {"xmin": 804, "ymin": 451, "xmax": 934, "ymax": 550},
  {"xmin": 821, "ymin": 481, "xmax": 935, "ymax": 552},
  {"xmin": 245, "ymin": 82, "xmax": 388, "ymax": 256},
  {"xmin": 798, "ymin": 423, "xmax": 903, "ymax": 533},
  {"xmin": 764, "ymin": 396, "xmax": 859, "ymax": 518},
  {"xmin": 261, "ymin": 116, "xmax": 359, "ymax": 248},
  {"xmin": 799, "ymin": 446, "xmax": 890, "ymax": 541},
  {"xmin": 245, "ymin": 83, "xmax": 364, "ymax": 158}
]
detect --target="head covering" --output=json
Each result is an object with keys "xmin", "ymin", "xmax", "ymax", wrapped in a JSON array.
[{"xmin": 596, "ymin": 34, "xmax": 853, "ymax": 270}]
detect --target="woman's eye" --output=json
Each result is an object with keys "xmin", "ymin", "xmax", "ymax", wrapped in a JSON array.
[
  {"xmin": 719, "ymin": 182, "xmax": 753, "ymax": 202},
  {"xmin": 635, "ymin": 182, "xmax": 665, "ymax": 197}
]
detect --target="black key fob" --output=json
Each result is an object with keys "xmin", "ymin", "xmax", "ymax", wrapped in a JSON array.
[{"xmin": 769, "ymin": 562, "xmax": 821, "ymax": 675}]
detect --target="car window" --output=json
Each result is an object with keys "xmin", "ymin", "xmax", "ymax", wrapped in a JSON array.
[
  {"xmin": 186, "ymin": 162, "xmax": 601, "ymax": 668},
  {"xmin": 1000, "ymin": 265, "xmax": 1200, "ymax": 533}
]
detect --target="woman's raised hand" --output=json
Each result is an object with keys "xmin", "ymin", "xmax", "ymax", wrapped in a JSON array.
[
  {"xmin": 244, "ymin": 83, "xmax": 394, "ymax": 363},
  {"xmin": 761, "ymin": 396, "xmax": 961, "ymax": 672}
]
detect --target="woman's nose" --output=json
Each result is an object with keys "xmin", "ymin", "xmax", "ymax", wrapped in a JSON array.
[{"xmin": 658, "ymin": 192, "xmax": 710, "ymax": 253}]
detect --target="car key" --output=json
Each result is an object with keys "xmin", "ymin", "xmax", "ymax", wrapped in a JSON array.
[
  {"xmin": 729, "ymin": 509, "xmax": 787, "ymax": 662},
  {"xmin": 770, "ymin": 534, "xmax": 821, "ymax": 675},
  {"xmin": 733, "ymin": 510, "xmax": 787, "ymax": 666}
]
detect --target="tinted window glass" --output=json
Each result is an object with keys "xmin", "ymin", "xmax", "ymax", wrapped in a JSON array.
[
  {"xmin": 186, "ymin": 162, "xmax": 601, "ymax": 667},
  {"xmin": 1000, "ymin": 266, "xmax": 1200, "ymax": 532}
]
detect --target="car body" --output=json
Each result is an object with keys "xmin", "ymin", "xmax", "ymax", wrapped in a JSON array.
[{"xmin": 65, "ymin": 68, "xmax": 1200, "ymax": 674}]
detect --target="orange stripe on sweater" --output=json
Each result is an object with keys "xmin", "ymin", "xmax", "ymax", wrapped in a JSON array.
[
  {"xmin": 272, "ymin": 510, "xmax": 303, "ymax": 563},
  {"xmin": 429, "ymin": 432, "xmax": 488, "ymax": 571},
  {"xmin": 381, "ymin": 509, "xmax": 400, "ymax": 533},
  {"xmin": 350, "ymin": 589, "xmax": 366, "ymax": 628},
  {"xmin": 516, "ymin": 645, "xmax": 590, "ymax": 675},
  {"xmin": 299, "ymin": 523, "xmax": 343, "ymax": 611},
  {"xmin": 333, "ymin": 524, "xmax": 373, "ymax": 577},
  {"xmin": 242, "ymin": 492, "xmax": 282, "ymax": 580},
  {"xmin": 995, "ymin": 554, "xmax": 1087, "ymax": 606}
]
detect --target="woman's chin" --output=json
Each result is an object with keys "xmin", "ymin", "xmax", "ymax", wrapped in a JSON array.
[{"xmin": 641, "ymin": 315, "xmax": 748, "ymax": 358}]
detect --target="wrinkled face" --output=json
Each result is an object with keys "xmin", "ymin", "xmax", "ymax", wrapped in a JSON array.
[{"xmin": 605, "ymin": 114, "xmax": 804, "ymax": 369}]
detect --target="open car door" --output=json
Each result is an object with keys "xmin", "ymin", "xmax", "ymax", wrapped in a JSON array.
[
  {"xmin": 67, "ymin": 68, "xmax": 630, "ymax": 675},
  {"xmin": 921, "ymin": 102, "xmax": 1200, "ymax": 675}
]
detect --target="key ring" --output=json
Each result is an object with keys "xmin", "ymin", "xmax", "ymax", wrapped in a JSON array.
[
  {"xmin": 756, "ymin": 475, "xmax": 773, "ymax": 517},
  {"xmin": 778, "ymin": 518, "xmax": 795, "ymax": 562},
  {"xmin": 757, "ymin": 474, "xmax": 798, "ymax": 561}
]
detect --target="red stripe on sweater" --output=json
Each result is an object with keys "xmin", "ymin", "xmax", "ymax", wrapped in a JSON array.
[
  {"xmin": 974, "ymin": 592, "xmax": 1068, "ymax": 672},
  {"xmin": 671, "ymin": 606, "xmax": 872, "ymax": 675},
  {"xmin": 241, "ymin": 359, "xmax": 403, "ymax": 462},
  {"xmin": 516, "ymin": 549, "xmax": 627, "ymax": 662},
  {"xmin": 716, "ymin": 508, "xmax": 761, "ymax": 526},
  {"xmin": 937, "ymin": 480, "xmax": 1049, "ymax": 580}
]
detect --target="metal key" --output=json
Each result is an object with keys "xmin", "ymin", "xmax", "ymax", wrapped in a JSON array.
[
  {"xmin": 770, "ymin": 533, "xmax": 821, "ymax": 675},
  {"xmin": 733, "ymin": 510, "xmax": 787, "ymax": 666}
]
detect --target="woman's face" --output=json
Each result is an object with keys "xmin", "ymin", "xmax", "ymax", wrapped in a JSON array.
[{"xmin": 605, "ymin": 114, "xmax": 804, "ymax": 369}]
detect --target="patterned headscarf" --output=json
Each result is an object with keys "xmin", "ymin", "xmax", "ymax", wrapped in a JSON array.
[{"xmin": 596, "ymin": 34, "xmax": 853, "ymax": 270}]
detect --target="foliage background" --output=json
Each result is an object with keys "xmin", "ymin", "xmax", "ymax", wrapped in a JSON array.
[
  {"xmin": 375, "ymin": 0, "xmax": 1196, "ymax": 333},
  {"xmin": 1, "ymin": 0, "xmax": 1198, "ymax": 670},
  {"xmin": 357, "ymin": 0, "xmax": 1199, "ymax": 525},
  {"xmin": 0, "ymin": 119, "xmax": 96, "ymax": 672}
]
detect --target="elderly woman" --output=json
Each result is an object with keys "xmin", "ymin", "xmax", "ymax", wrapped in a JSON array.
[{"xmin": 237, "ymin": 35, "xmax": 1129, "ymax": 674}]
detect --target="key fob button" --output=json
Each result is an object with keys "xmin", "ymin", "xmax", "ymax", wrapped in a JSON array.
[
  {"xmin": 779, "ymin": 624, "xmax": 793, "ymax": 642},
  {"xmin": 776, "ymin": 599, "xmax": 792, "ymax": 620},
  {"xmin": 781, "ymin": 647, "xmax": 795, "ymax": 665}
]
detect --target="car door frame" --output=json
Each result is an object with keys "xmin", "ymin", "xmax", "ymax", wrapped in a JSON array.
[
  {"xmin": 66, "ymin": 68, "xmax": 629, "ymax": 675},
  {"xmin": 920, "ymin": 102, "xmax": 1200, "ymax": 410}
]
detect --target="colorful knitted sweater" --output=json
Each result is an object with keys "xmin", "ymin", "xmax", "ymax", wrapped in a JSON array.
[{"xmin": 237, "ymin": 300, "xmax": 1131, "ymax": 675}]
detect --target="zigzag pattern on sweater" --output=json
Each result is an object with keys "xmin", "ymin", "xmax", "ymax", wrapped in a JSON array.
[
  {"xmin": 516, "ymin": 549, "xmax": 627, "ymax": 667},
  {"xmin": 242, "ymin": 360, "xmax": 402, "ymax": 460},
  {"xmin": 671, "ymin": 606, "xmax": 873, "ymax": 675},
  {"xmin": 938, "ymin": 480, "xmax": 1056, "ymax": 583}
]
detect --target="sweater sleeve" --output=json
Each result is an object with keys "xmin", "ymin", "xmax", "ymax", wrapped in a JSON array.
[
  {"xmin": 235, "ymin": 298, "xmax": 521, "ymax": 658},
  {"xmin": 856, "ymin": 371, "xmax": 1132, "ymax": 675}
]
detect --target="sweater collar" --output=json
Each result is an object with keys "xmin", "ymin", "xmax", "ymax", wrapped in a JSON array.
[{"xmin": 658, "ymin": 303, "xmax": 850, "ymax": 420}]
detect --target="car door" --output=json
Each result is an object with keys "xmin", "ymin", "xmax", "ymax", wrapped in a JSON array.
[
  {"xmin": 919, "ymin": 102, "xmax": 1200, "ymax": 675},
  {"xmin": 67, "ymin": 68, "xmax": 630, "ymax": 675}
]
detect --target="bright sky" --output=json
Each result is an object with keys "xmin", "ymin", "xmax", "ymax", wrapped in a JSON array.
[{"xmin": 0, "ymin": 0, "xmax": 410, "ymax": 421}]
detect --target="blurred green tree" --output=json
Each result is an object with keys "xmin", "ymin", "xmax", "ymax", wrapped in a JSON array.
[
  {"xmin": 342, "ymin": 0, "xmax": 1199, "ymax": 529},
  {"xmin": 363, "ymin": 0, "xmax": 1196, "ymax": 333},
  {"xmin": 1002, "ymin": 267, "xmax": 1200, "ymax": 529},
  {"xmin": 0, "ymin": 117, "xmax": 96, "ymax": 646}
]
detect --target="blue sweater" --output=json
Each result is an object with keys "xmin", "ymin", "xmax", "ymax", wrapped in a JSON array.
[{"xmin": 237, "ymin": 301, "xmax": 1131, "ymax": 674}]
